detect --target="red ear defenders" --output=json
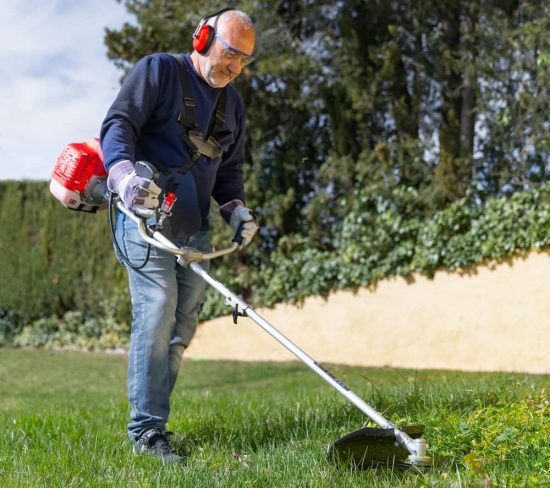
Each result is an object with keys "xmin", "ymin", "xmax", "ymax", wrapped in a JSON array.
[{"xmin": 192, "ymin": 8, "xmax": 235, "ymax": 54}]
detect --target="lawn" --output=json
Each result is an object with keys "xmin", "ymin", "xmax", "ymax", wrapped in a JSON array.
[{"xmin": 0, "ymin": 349, "xmax": 548, "ymax": 487}]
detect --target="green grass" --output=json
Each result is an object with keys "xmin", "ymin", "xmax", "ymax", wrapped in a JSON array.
[{"xmin": 0, "ymin": 349, "xmax": 548, "ymax": 487}]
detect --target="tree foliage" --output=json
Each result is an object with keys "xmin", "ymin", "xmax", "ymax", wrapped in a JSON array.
[
  {"xmin": 3, "ymin": 1, "xmax": 547, "ymax": 346},
  {"xmin": 104, "ymin": 0, "xmax": 548, "ymax": 252}
]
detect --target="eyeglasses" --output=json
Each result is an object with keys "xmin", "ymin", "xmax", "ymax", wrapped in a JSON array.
[{"xmin": 214, "ymin": 33, "xmax": 255, "ymax": 67}]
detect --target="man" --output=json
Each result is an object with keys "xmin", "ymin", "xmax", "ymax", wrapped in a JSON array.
[{"xmin": 100, "ymin": 9, "xmax": 258, "ymax": 462}]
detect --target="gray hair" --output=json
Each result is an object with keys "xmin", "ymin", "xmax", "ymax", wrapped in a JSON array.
[{"xmin": 210, "ymin": 10, "xmax": 254, "ymax": 31}]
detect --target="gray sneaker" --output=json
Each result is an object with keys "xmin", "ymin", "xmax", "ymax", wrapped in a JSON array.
[{"xmin": 133, "ymin": 428, "xmax": 184, "ymax": 463}]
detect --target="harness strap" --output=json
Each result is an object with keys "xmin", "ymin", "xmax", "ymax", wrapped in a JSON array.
[
  {"xmin": 173, "ymin": 54, "xmax": 197, "ymax": 129},
  {"xmin": 171, "ymin": 54, "xmax": 227, "ymax": 144},
  {"xmin": 214, "ymin": 88, "xmax": 227, "ymax": 132}
]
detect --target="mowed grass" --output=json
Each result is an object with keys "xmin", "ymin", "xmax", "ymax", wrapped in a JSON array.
[{"xmin": 0, "ymin": 349, "xmax": 548, "ymax": 487}]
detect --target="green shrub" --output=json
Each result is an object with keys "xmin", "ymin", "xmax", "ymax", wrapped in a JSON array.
[
  {"xmin": 1, "ymin": 181, "xmax": 550, "ymax": 349},
  {"xmin": 253, "ymin": 183, "xmax": 550, "ymax": 305},
  {"xmin": 13, "ymin": 309, "xmax": 129, "ymax": 350},
  {"xmin": 0, "ymin": 309, "xmax": 24, "ymax": 347}
]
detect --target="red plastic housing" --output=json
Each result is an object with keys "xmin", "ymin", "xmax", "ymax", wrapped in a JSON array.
[{"xmin": 51, "ymin": 138, "xmax": 106, "ymax": 192}]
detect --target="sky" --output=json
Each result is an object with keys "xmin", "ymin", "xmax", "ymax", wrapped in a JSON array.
[{"xmin": 0, "ymin": 0, "xmax": 133, "ymax": 180}]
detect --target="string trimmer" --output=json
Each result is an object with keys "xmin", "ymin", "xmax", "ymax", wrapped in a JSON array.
[
  {"xmin": 115, "ymin": 199, "xmax": 432, "ymax": 470},
  {"xmin": 50, "ymin": 141, "xmax": 432, "ymax": 469}
]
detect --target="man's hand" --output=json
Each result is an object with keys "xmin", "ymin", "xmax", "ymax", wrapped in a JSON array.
[
  {"xmin": 231, "ymin": 206, "xmax": 259, "ymax": 246},
  {"xmin": 221, "ymin": 200, "xmax": 259, "ymax": 247},
  {"xmin": 107, "ymin": 160, "xmax": 161, "ymax": 217}
]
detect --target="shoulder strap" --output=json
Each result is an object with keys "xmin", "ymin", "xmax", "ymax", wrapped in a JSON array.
[
  {"xmin": 170, "ymin": 54, "xmax": 227, "ymax": 136},
  {"xmin": 171, "ymin": 54, "xmax": 197, "ymax": 129},
  {"xmin": 212, "ymin": 88, "xmax": 227, "ymax": 135}
]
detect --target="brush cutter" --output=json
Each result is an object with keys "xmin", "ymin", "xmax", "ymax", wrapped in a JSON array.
[
  {"xmin": 50, "ymin": 138, "xmax": 432, "ymax": 469},
  {"xmin": 115, "ymin": 201, "xmax": 433, "ymax": 470}
]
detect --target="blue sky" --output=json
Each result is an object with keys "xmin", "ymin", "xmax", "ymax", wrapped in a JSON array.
[{"xmin": 0, "ymin": 0, "xmax": 132, "ymax": 180}]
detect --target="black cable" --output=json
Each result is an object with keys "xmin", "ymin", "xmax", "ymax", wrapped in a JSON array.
[{"xmin": 108, "ymin": 192, "xmax": 151, "ymax": 270}]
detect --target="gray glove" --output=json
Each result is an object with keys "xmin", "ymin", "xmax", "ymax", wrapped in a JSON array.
[
  {"xmin": 229, "ymin": 204, "xmax": 259, "ymax": 247},
  {"xmin": 107, "ymin": 160, "xmax": 161, "ymax": 217}
]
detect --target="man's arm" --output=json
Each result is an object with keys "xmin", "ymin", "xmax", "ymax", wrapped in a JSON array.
[
  {"xmin": 212, "ymin": 100, "xmax": 247, "ymax": 213},
  {"xmin": 100, "ymin": 55, "xmax": 162, "ymax": 171},
  {"xmin": 213, "ymin": 105, "xmax": 259, "ymax": 246},
  {"xmin": 100, "ymin": 55, "xmax": 163, "ymax": 213}
]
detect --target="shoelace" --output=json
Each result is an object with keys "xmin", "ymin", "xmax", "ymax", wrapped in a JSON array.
[
  {"xmin": 153, "ymin": 435, "xmax": 175, "ymax": 455},
  {"xmin": 141, "ymin": 429, "xmax": 176, "ymax": 454}
]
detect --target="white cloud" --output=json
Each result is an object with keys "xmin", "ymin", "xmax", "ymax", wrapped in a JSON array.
[{"xmin": 0, "ymin": 0, "xmax": 132, "ymax": 180}]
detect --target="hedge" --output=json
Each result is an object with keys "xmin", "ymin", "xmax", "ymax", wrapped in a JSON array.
[
  {"xmin": 254, "ymin": 185, "xmax": 550, "ymax": 306},
  {"xmin": 1, "ymin": 181, "xmax": 549, "ymax": 349}
]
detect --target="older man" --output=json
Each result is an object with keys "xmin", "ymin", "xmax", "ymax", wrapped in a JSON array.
[{"xmin": 100, "ymin": 8, "xmax": 258, "ymax": 462}]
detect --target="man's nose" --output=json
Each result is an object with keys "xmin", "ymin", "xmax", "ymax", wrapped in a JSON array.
[{"xmin": 227, "ymin": 58, "xmax": 242, "ymax": 74}]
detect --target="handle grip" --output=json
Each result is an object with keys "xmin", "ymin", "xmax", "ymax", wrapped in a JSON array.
[
  {"xmin": 135, "ymin": 161, "xmax": 160, "ymax": 181},
  {"xmin": 232, "ymin": 221, "xmax": 246, "ymax": 245},
  {"xmin": 231, "ymin": 211, "xmax": 257, "ymax": 245}
]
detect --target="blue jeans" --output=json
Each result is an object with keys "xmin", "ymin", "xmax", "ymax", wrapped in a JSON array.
[{"xmin": 114, "ymin": 211, "xmax": 211, "ymax": 439}]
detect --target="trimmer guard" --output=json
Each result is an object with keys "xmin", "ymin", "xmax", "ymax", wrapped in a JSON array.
[{"xmin": 328, "ymin": 425, "xmax": 427, "ymax": 469}]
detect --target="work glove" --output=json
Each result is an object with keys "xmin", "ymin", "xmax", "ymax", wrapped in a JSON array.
[
  {"xmin": 220, "ymin": 199, "xmax": 259, "ymax": 247},
  {"xmin": 107, "ymin": 160, "xmax": 161, "ymax": 217}
]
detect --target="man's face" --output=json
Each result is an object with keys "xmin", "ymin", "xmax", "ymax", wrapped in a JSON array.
[{"xmin": 200, "ymin": 18, "xmax": 255, "ymax": 88}]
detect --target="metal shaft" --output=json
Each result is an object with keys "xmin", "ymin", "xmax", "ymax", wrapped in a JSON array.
[
  {"xmin": 189, "ymin": 261, "xmax": 422, "ymax": 458},
  {"xmin": 115, "ymin": 202, "xmax": 425, "ymax": 460}
]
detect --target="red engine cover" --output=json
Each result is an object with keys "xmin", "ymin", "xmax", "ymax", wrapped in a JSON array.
[{"xmin": 51, "ymin": 138, "xmax": 106, "ymax": 192}]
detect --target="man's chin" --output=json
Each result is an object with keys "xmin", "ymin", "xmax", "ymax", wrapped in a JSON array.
[
  {"xmin": 209, "ymin": 79, "xmax": 230, "ymax": 88},
  {"xmin": 206, "ymin": 72, "xmax": 233, "ymax": 88}
]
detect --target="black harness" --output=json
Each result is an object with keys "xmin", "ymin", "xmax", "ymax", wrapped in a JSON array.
[
  {"xmin": 144, "ymin": 54, "xmax": 230, "ymax": 239},
  {"xmin": 171, "ymin": 54, "xmax": 229, "ymax": 171}
]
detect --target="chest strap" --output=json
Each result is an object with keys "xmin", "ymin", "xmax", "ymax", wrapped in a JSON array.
[{"xmin": 170, "ymin": 54, "xmax": 227, "ymax": 166}]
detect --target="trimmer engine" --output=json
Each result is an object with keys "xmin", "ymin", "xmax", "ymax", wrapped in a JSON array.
[{"xmin": 50, "ymin": 138, "xmax": 108, "ymax": 213}]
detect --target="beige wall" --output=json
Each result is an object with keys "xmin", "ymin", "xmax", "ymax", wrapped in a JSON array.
[{"xmin": 187, "ymin": 251, "xmax": 550, "ymax": 374}]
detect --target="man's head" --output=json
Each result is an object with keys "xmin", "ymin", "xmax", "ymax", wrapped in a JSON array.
[{"xmin": 191, "ymin": 10, "xmax": 255, "ymax": 88}]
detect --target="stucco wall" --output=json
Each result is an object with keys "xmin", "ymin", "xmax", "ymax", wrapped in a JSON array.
[{"xmin": 187, "ymin": 251, "xmax": 550, "ymax": 374}]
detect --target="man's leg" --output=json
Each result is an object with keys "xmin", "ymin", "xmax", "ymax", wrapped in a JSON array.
[
  {"xmin": 168, "ymin": 230, "xmax": 211, "ymax": 394},
  {"xmin": 115, "ymin": 212, "xmax": 179, "ymax": 440}
]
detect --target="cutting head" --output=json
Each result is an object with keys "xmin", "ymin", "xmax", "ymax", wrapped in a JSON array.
[{"xmin": 327, "ymin": 425, "xmax": 431, "ymax": 469}]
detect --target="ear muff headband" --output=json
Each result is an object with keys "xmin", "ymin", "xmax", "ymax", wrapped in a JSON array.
[{"xmin": 192, "ymin": 8, "xmax": 235, "ymax": 54}]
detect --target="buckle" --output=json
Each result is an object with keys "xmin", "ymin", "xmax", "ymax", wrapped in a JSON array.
[{"xmin": 186, "ymin": 130, "xmax": 223, "ymax": 159}]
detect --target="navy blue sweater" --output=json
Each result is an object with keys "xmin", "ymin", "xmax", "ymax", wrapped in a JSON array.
[{"xmin": 100, "ymin": 53, "xmax": 246, "ymax": 229}]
